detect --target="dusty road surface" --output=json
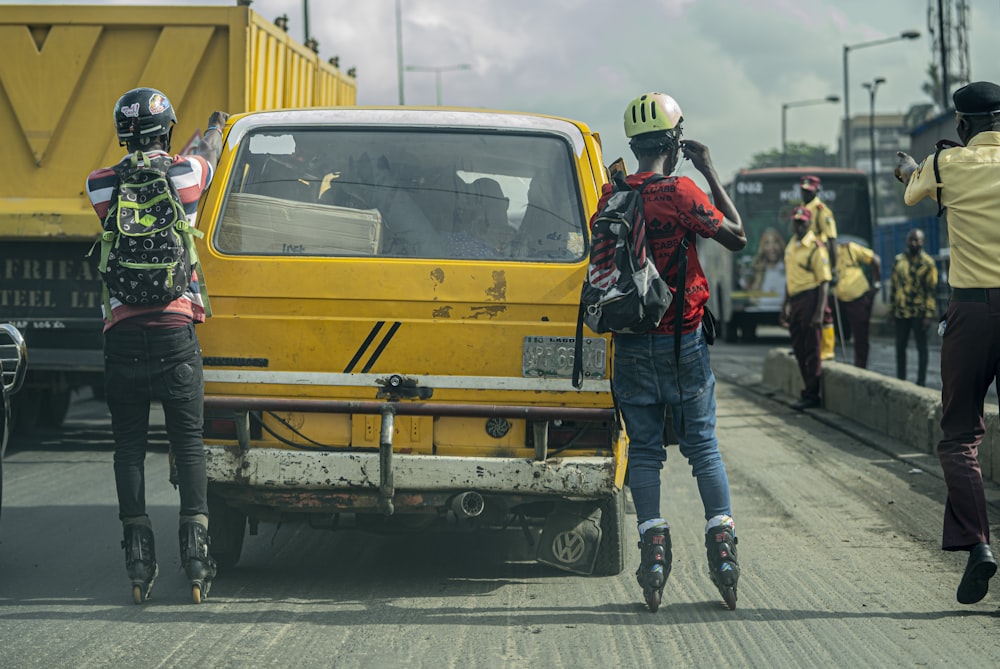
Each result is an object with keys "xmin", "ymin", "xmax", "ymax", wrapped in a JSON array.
[{"xmin": 0, "ymin": 377, "xmax": 997, "ymax": 669}]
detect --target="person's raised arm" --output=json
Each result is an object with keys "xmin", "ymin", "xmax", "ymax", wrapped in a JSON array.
[
  {"xmin": 681, "ymin": 139, "xmax": 746, "ymax": 251},
  {"xmin": 189, "ymin": 111, "xmax": 229, "ymax": 167}
]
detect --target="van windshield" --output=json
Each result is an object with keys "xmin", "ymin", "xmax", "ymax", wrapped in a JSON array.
[{"xmin": 214, "ymin": 128, "xmax": 586, "ymax": 262}]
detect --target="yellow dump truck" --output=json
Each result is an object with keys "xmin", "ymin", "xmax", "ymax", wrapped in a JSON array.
[
  {"xmin": 195, "ymin": 107, "xmax": 628, "ymax": 575},
  {"xmin": 0, "ymin": 3, "xmax": 356, "ymax": 429}
]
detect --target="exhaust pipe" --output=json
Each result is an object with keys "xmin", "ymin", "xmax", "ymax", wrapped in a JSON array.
[{"xmin": 450, "ymin": 491, "xmax": 485, "ymax": 518}]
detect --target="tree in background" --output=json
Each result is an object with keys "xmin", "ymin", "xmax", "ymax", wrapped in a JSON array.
[{"xmin": 748, "ymin": 142, "xmax": 838, "ymax": 169}]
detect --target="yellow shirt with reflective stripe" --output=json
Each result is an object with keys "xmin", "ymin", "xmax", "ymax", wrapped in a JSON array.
[
  {"xmin": 834, "ymin": 241, "xmax": 875, "ymax": 302},
  {"xmin": 890, "ymin": 251, "xmax": 937, "ymax": 319},
  {"xmin": 785, "ymin": 230, "xmax": 832, "ymax": 297},
  {"xmin": 801, "ymin": 197, "xmax": 838, "ymax": 242},
  {"xmin": 904, "ymin": 131, "xmax": 1000, "ymax": 288}
]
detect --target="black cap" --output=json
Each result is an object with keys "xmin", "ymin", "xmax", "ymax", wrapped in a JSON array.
[{"xmin": 953, "ymin": 81, "xmax": 1000, "ymax": 115}]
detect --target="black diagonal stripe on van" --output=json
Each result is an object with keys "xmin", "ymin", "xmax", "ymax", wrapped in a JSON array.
[
  {"xmin": 344, "ymin": 321, "xmax": 385, "ymax": 373},
  {"xmin": 361, "ymin": 321, "xmax": 402, "ymax": 373}
]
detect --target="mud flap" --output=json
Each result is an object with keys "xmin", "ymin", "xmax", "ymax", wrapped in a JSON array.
[{"xmin": 535, "ymin": 502, "xmax": 602, "ymax": 575}]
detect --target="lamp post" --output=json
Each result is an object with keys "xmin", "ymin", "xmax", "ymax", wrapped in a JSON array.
[
  {"xmin": 781, "ymin": 95, "xmax": 840, "ymax": 166},
  {"xmin": 842, "ymin": 30, "xmax": 920, "ymax": 167},
  {"xmin": 405, "ymin": 64, "xmax": 471, "ymax": 106},
  {"xmin": 862, "ymin": 77, "xmax": 886, "ymax": 227}
]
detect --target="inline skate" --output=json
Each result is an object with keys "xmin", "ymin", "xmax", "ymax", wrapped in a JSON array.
[
  {"xmin": 179, "ymin": 521, "xmax": 216, "ymax": 604},
  {"xmin": 706, "ymin": 515, "xmax": 739, "ymax": 610},
  {"xmin": 122, "ymin": 522, "xmax": 158, "ymax": 604},
  {"xmin": 636, "ymin": 521, "xmax": 672, "ymax": 612}
]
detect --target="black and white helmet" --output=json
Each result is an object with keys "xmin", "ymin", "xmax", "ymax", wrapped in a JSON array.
[{"xmin": 113, "ymin": 87, "xmax": 177, "ymax": 145}]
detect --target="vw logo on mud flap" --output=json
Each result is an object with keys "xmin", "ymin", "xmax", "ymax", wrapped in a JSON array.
[{"xmin": 550, "ymin": 529, "xmax": 588, "ymax": 565}]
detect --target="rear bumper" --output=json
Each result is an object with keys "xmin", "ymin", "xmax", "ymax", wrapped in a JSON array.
[{"xmin": 205, "ymin": 446, "xmax": 617, "ymax": 498}]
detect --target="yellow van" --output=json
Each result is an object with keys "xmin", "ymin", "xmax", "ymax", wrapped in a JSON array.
[{"xmin": 195, "ymin": 107, "xmax": 625, "ymax": 575}]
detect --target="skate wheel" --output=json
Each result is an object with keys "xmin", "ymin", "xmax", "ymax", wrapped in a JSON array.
[
  {"xmin": 192, "ymin": 584, "xmax": 203, "ymax": 605},
  {"xmin": 132, "ymin": 585, "xmax": 144, "ymax": 605},
  {"xmin": 645, "ymin": 588, "xmax": 661, "ymax": 613},
  {"xmin": 722, "ymin": 587, "xmax": 737, "ymax": 611}
]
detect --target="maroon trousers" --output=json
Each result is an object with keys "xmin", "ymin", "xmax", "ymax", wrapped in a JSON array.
[
  {"xmin": 839, "ymin": 292, "xmax": 873, "ymax": 368},
  {"xmin": 789, "ymin": 288, "xmax": 823, "ymax": 401},
  {"xmin": 938, "ymin": 289, "xmax": 1000, "ymax": 550}
]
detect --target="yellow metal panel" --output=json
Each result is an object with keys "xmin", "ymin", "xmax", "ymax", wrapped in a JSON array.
[
  {"xmin": 0, "ymin": 4, "xmax": 357, "ymax": 238},
  {"xmin": 350, "ymin": 415, "xmax": 434, "ymax": 454},
  {"xmin": 434, "ymin": 417, "xmax": 528, "ymax": 450},
  {"xmin": 261, "ymin": 411, "xmax": 352, "ymax": 448},
  {"xmin": 0, "ymin": 25, "xmax": 100, "ymax": 167}
]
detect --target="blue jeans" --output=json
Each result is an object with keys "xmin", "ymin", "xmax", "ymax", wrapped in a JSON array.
[
  {"xmin": 612, "ymin": 326, "xmax": 732, "ymax": 526},
  {"xmin": 104, "ymin": 324, "xmax": 208, "ymax": 520}
]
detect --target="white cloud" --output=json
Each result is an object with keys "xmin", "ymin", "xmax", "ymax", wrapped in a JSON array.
[{"xmin": 9, "ymin": 0, "xmax": 997, "ymax": 184}]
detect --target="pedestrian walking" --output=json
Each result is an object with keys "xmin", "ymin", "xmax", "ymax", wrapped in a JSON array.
[
  {"xmin": 896, "ymin": 80, "xmax": 1000, "ymax": 604},
  {"xmin": 601, "ymin": 92, "xmax": 747, "ymax": 611},
  {"xmin": 780, "ymin": 206, "xmax": 832, "ymax": 410},
  {"xmin": 889, "ymin": 229, "xmax": 937, "ymax": 386},
  {"xmin": 85, "ymin": 87, "xmax": 228, "ymax": 604},
  {"xmin": 833, "ymin": 240, "xmax": 881, "ymax": 368}
]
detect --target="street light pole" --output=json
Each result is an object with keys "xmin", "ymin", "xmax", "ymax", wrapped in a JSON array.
[
  {"xmin": 842, "ymin": 30, "xmax": 920, "ymax": 167},
  {"xmin": 862, "ymin": 77, "xmax": 886, "ymax": 228},
  {"xmin": 781, "ymin": 95, "xmax": 840, "ymax": 166},
  {"xmin": 405, "ymin": 64, "xmax": 471, "ymax": 106}
]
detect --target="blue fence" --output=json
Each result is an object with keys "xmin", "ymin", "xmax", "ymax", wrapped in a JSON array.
[{"xmin": 872, "ymin": 216, "xmax": 943, "ymax": 285}]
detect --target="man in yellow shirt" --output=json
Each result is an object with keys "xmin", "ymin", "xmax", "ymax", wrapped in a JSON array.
[
  {"xmin": 888, "ymin": 229, "xmax": 937, "ymax": 386},
  {"xmin": 780, "ymin": 206, "xmax": 831, "ymax": 410},
  {"xmin": 833, "ymin": 240, "xmax": 881, "ymax": 368},
  {"xmin": 896, "ymin": 80, "xmax": 1000, "ymax": 605},
  {"xmin": 800, "ymin": 175, "xmax": 837, "ymax": 360}
]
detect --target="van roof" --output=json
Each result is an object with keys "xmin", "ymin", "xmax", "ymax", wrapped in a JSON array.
[{"xmin": 226, "ymin": 107, "xmax": 591, "ymax": 154}]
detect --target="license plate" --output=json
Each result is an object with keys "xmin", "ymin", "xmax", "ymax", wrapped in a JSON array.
[{"xmin": 522, "ymin": 336, "xmax": 606, "ymax": 380}]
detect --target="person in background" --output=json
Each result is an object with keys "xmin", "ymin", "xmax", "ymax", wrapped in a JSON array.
[
  {"xmin": 833, "ymin": 240, "xmax": 881, "ymax": 368},
  {"xmin": 888, "ymin": 228, "xmax": 937, "ymax": 387},
  {"xmin": 603, "ymin": 92, "xmax": 747, "ymax": 611},
  {"xmin": 779, "ymin": 206, "xmax": 831, "ymax": 411},
  {"xmin": 799, "ymin": 175, "xmax": 838, "ymax": 361},
  {"xmin": 85, "ymin": 87, "xmax": 227, "ymax": 604},
  {"xmin": 896, "ymin": 80, "xmax": 1000, "ymax": 605}
]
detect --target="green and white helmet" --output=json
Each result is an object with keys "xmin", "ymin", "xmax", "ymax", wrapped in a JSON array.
[{"xmin": 624, "ymin": 92, "xmax": 683, "ymax": 138}]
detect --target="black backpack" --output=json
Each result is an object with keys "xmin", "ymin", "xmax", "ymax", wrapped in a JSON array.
[
  {"xmin": 579, "ymin": 172, "xmax": 672, "ymax": 335},
  {"xmin": 93, "ymin": 151, "xmax": 209, "ymax": 318}
]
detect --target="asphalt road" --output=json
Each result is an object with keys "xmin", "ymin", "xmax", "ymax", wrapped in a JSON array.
[{"xmin": 0, "ymin": 343, "xmax": 997, "ymax": 668}]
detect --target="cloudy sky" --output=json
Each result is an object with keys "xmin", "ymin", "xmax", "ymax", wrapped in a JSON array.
[{"xmin": 13, "ymin": 0, "xmax": 999, "ymax": 184}]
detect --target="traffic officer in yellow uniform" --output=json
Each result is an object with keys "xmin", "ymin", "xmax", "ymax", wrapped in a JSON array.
[
  {"xmin": 833, "ymin": 240, "xmax": 881, "ymax": 368},
  {"xmin": 800, "ymin": 175, "xmax": 837, "ymax": 360},
  {"xmin": 779, "ymin": 206, "xmax": 831, "ymax": 410},
  {"xmin": 896, "ymin": 80, "xmax": 1000, "ymax": 605}
]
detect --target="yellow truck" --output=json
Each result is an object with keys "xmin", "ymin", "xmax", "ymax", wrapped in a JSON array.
[
  {"xmin": 0, "ymin": 3, "xmax": 355, "ymax": 430},
  {"xmin": 196, "ymin": 107, "xmax": 628, "ymax": 575}
]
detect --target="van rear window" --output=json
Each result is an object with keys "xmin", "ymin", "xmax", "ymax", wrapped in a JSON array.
[{"xmin": 214, "ymin": 128, "xmax": 585, "ymax": 262}]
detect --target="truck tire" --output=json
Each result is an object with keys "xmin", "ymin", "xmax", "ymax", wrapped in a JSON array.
[
  {"xmin": 11, "ymin": 390, "xmax": 42, "ymax": 435},
  {"xmin": 592, "ymin": 488, "xmax": 627, "ymax": 576},
  {"xmin": 208, "ymin": 493, "xmax": 247, "ymax": 570},
  {"xmin": 40, "ymin": 389, "xmax": 71, "ymax": 428},
  {"xmin": 724, "ymin": 314, "xmax": 740, "ymax": 344}
]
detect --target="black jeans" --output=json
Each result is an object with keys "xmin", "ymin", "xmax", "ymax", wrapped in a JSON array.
[
  {"xmin": 894, "ymin": 317, "xmax": 929, "ymax": 386},
  {"xmin": 104, "ymin": 324, "xmax": 208, "ymax": 520}
]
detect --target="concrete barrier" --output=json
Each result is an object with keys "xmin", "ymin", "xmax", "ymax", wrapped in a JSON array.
[{"xmin": 763, "ymin": 348, "xmax": 1000, "ymax": 484}]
